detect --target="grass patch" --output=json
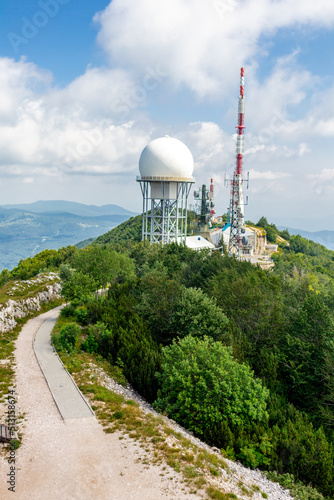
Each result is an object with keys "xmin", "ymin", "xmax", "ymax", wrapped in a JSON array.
[
  {"xmin": 0, "ymin": 273, "xmax": 60, "ymax": 305},
  {"xmin": 207, "ymin": 486, "xmax": 238, "ymax": 499},
  {"xmin": 237, "ymin": 482, "xmax": 251, "ymax": 496},
  {"xmin": 265, "ymin": 472, "xmax": 325, "ymax": 500},
  {"xmin": 184, "ymin": 466, "xmax": 199, "ymax": 478}
]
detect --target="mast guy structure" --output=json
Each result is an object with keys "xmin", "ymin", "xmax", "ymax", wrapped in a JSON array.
[{"xmin": 225, "ymin": 67, "xmax": 249, "ymax": 257}]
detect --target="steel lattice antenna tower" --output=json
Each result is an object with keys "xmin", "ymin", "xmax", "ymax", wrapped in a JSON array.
[{"xmin": 225, "ymin": 67, "xmax": 249, "ymax": 257}]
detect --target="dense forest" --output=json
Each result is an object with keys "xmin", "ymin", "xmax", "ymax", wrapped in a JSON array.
[{"xmin": 2, "ymin": 217, "xmax": 334, "ymax": 499}]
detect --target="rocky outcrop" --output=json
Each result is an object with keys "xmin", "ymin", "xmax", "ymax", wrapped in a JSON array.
[{"xmin": 0, "ymin": 275, "xmax": 61, "ymax": 333}]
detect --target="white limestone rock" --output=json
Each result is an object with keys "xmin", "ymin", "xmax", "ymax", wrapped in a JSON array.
[{"xmin": 0, "ymin": 276, "xmax": 61, "ymax": 333}]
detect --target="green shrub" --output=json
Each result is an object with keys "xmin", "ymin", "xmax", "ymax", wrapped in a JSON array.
[
  {"xmin": 74, "ymin": 305, "xmax": 88, "ymax": 325},
  {"xmin": 56, "ymin": 323, "xmax": 80, "ymax": 352},
  {"xmin": 155, "ymin": 335, "xmax": 269, "ymax": 439},
  {"xmin": 60, "ymin": 303, "xmax": 77, "ymax": 318},
  {"xmin": 82, "ymin": 331, "xmax": 99, "ymax": 353}
]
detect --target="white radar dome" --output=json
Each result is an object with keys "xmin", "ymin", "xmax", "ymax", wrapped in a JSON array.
[{"xmin": 139, "ymin": 136, "xmax": 194, "ymax": 179}]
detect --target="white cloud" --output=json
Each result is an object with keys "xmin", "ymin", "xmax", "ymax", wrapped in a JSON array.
[
  {"xmin": 0, "ymin": 57, "xmax": 51, "ymax": 123},
  {"xmin": 308, "ymin": 169, "xmax": 334, "ymax": 182},
  {"xmin": 94, "ymin": 0, "xmax": 334, "ymax": 97},
  {"xmin": 249, "ymin": 169, "xmax": 291, "ymax": 180},
  {"xmin": 0, "ymin": 57, "xmax": 151, "ymax": 182},
  {"xmin": 0, "ymin": 1, "xmax": 333, "ymax": 224},
  {"xmin": 23, "ymin": 177, "xmax": 34, "ymax": 184}
]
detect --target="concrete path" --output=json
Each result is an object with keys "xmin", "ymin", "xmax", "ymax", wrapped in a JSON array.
[
  {"xmin": 33, "ymin": 311, "xmax": 94, "ymax": 420},
  {"xmin": 0, "ymin": 306, "xmax": 200, "ymax": 500}
]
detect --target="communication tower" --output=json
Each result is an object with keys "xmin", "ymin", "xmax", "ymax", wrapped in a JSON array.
[
  {"xmin": 225, "ymin": 68, "xmax": 249, "ymax": 257},
  {"xmin": 208, "ymin": 178, "xmax": 215, "ymax": 222},
  {"xmin": 193, "ymin": 179, "xmax": 215, "ymax": 227},
  {"xmin": 137, "ymin": 136, "xmax": 195, "ymax": 244}
]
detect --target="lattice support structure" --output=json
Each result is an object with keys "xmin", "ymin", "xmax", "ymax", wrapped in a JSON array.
[
  {"xmin": 138, "ymin": 179, "xmax": 193, "ymax": 244},
  {"xmin": 225, "ymin": 68, "xmax": 249, "ymax": 258}
]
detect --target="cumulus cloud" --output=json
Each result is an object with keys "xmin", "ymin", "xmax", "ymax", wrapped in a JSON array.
[
  {"xmin": 0, "ymin": 57, "xmax": 152, "ymax": 184},
  {"xmin": 308, "ymin": 169, "xmax": 334, "ymax": 181},
  {"xmin": 0, "ymin": 57, "xmax": 52, "ymax": 123},
  {"xmin": 181, "ymin": 121, "xmax": 232, "ymax": 172},
  {"xmin": 94, "ymin": 0, "xmax": 334, "ymax": 97},
  {"xmin": 249, "ymin": 169, "xmax": 291, "ymax": 180},
  {"xmin": 0, "ymin": 0, "xmax": 333, "ymax": 221},
  {"xmin": 307, "ymin": 168, "xmax": 334, "ymax": 195}
]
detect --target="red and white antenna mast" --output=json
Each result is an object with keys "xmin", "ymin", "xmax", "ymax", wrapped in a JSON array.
[
  {"xmin": 209, "ymin": 178, "xmax": 215, "ymax": 222},
  {"xmin": 225, "ymin": 67, "xmax": 249, "ymax": 257}
]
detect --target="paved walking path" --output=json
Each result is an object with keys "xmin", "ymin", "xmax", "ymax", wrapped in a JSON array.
[
  {"xmin": 33, "ymin": 312, "xmax": 94, "ymax": 420},
  {"xmin": 0, "ymin": 306, "xmax": 199, "ymax": 500}
]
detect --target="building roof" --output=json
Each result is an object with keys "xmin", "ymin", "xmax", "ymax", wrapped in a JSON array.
[{"xmin": 185, "ymin": 235, "xmax": 215, "ymax": 250}]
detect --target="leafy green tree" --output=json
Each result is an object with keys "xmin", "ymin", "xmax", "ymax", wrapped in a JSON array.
[
  {"xmin": 256, "ymin": 216, "xmax": 268, "ymax": 228},
  {"xmin": 0, "ymin": 269, "xmax": 11, "ymax": 288},
  {"xmin": 280, "ymin": 291, "xmax": 334, "ymax": 422},
  {"xmin": 266, "ymin": 225, "xmax": 277, "ymax": 243},
  {"xmin": 137, "ymin": 262, "xmax": 181, "ymax": 343},
  {"xmin": 61, "ymin": 271, "xmax": 97, "ymax": 302},
  {"xmin": 155, "ymin": 336, "xmax": 269, "ymax": 439},
  {"xmin": 169, "ymin": 286, "xmax": 229, "ymax": 341},
  {"xmin": 279, "ymin": 229, "xmax": 290, "ymax": 241},
  {"xmin": 288, "ymin": 235, "xmax": 320, "ymax": 256},
  {"xmin": 59, "ymin": 263, "xmax": 72, "ymax": 282},
  {"xmin": 208, "ymin": 265, "xmax": 286, "ymax": 376},
  {"xmin": 10, "ymin": 246, "xmax": 76, "ymax": 280},
  {"xmin": 84, "ymin": 321, "xmax": 113, "ymax": 359},
  {"xmin": 74, "ymin": 245, "xmax": 135, "ymax": 290}
]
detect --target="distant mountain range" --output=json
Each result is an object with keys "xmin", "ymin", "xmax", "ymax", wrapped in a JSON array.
[
  {"xmin": 0, "ymin": 201, "xmax": 137, "ymax": 271},
  {"xmin": 1, "ymin": 200, "xmax": 134, "ymax": 217},
  {"xmin": 1, "ymin": 200, "xmax": 333, "ymax": 272},
  {"xmin": 278, "ymin": 227, "xmax": 334, "ymax": 251}
]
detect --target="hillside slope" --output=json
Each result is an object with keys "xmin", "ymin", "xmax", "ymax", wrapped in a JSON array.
[
  {"xmin": 93, "ymin": 214, "xmax": 142, "ymax": 245},
  {"xmin": 279, "ymin": 226, "xmax": 334, "ymax": 251},
  {"xmin": 0, "ymin": 205, "xmax": 134, "ymax": 271}
]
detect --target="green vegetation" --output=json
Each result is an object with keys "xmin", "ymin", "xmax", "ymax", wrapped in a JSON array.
[
  {"xmin": 0, "ymin": 246, "xmax": 77, "ymax": 288},
  {"xmin": 93, "ymin": 210, "xmax": 197, "ymax": 246},
  {"xmin": 155, "ymin": 336, "xmax": 269, "ymax": 438},
  {"xmin": 53, "ymin": 323, "xmax": 80, "ymax": 352},
  {"xmin": 94, "ymin": 215, "xmax": 142, "ymax": 245},
  {"xmin": 4, "ymin": 215, "xmax": 334, "ymax": 499},
  {"xmin": 50, "ymin": 236, "xmax": 334, "ymax": 498}
]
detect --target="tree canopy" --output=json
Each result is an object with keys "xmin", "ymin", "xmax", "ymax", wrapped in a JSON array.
[{"xmin": 155, "ymin": 335, "xmax": 269, "ymax": 438}]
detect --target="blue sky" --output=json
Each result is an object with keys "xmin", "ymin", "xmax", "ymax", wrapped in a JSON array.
[
  {"xmin": 0, "ymin": 1, "xmax": 108, "ymax": 84},
  {"xmin": 0, "ymin": 0, "xmax": 334, "ymax": 230}
]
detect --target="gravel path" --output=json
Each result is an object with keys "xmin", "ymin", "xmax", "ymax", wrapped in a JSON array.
[
  {"xmin": 0, "ymin": 308, "xmax": 202, "ymax": 500},
  {"xmin": 91, "ymin": 366, "xmax": 294, "ymax": 500}
]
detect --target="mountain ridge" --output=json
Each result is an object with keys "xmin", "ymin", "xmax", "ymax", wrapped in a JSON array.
[
  {"xmin": 278, "ymin": 226, "xmax": 334, "ymax": 250},
  {"xmin": 1, "ymin": 200, "xmax": 136, "ymax": 218},
  {"xmin": 0, "ymin": 201, "xmax": 136, "ymax": 271}
]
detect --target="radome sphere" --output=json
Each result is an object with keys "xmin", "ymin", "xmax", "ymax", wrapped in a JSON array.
[{"xmin": 139, "ymin": 136, "xmax": 194, "ymax": 179}]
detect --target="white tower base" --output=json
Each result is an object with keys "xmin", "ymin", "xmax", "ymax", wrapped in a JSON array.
[{"xmin": 137, "ymin": 179, "xmax": 193, "ymax": 244}]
